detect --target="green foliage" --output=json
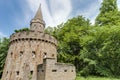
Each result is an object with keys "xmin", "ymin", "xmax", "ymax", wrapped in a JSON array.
[
  {"xmin": 80, "ymin": 26, "xmax": 120, "ymax": 77},
  {"xmin": 45, "ymin": 16, "xmax": 91, "ymax": 72},
  {"xmin": 1, "ymin": 0, "xmax": 120, "ymax": 78},
  {"xmin": 95, "ymin": 0, "xmax": 120, "ymax": 26},
  {"xmin": 76, "ymin": 76, "xmax": 120, "ymax": 80},
  {"xmin": 99, "ymin": 0, "xmax": 118, "ymax": 13},
  {"xmin": 14, "ymin": 28, "xmax": 30, "ymax": 33},
  {"xmin": 45, "ymin": 15, "xmax": 120, "ymax": 77},
  {"xmin": 0, "ymin": 38, "xmax": 9, "ymax": 79}
]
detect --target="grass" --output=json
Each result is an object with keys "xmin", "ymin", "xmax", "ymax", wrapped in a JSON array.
[{"xmin": 76, "ymin": 76, "xmax": 120, "ymax": 80}]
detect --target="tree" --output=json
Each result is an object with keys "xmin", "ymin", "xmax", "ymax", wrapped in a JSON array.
[
  {"xmin": 0, "ymin": 38, "xmax": 9, "ymax": 79},
  {"xmin": 95, "ymin": 0, "xmax": 120, "ymax": 26},
  {"xmin": 81, "ymin": 26, "xmax": 120, "ymax": 77},
  {"xmin": 45, "ymin": 16, "xmax": 91, "ymax": 72}
]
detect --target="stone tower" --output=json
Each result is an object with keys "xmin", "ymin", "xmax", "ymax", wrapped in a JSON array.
[{"xmin": 1, "ymin": 5, "xmax": 57, "ymax": 80}]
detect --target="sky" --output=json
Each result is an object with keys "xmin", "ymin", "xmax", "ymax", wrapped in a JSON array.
[{"xmin": 0, "ymin": 0, "xmax": 120, "ymax": 38}]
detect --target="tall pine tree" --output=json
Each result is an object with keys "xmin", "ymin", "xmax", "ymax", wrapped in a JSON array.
[{"xmin": 95, "ymin": 0, "xmax": 120, "ymax": 26}]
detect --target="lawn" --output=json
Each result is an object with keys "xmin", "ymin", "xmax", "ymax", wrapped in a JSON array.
[{"xmin": 76, "ymin": 76, "xmax": 120, "ymax": 80}]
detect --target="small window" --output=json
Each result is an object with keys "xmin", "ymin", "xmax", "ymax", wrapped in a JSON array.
[
  {"xmin": 20, "ymin": 51, "xmax": 23, "ymax": 54},
  {"xmin": 52, "ymin": 54, "xmax": 54, "ymax": 57},
  {"xmin": 71, "ymin": 70, "xmax": 73, "ymax": 72},
  {"xmin": 11, "ymin": 52, "xmax": 13, "ymax": 57},
  {"xmin": 44, "ymin": 52, "xmax": 47, "ymax": 55},
  {"xmin": 42, "ymin": 70, "xmax": 44, "ymax": 72},
  {"xmin": 30, "ymin": 71, "xmax": 33, "ymax": 75},
  {"xmin": 16, "ymin": 71, "xmax": 19, "ymax": 75},
  {"xmin": 11, "ymin": 52, "xmax": 13, "ymax": 56},
  {"xmin": 20, "ymin": 51, "xmax": 23, "ymax": 57},
  {"xmin": 52, "ymin": 70, "xmax": 57, "ymax": 72},
  {"xmin": 6, "ymin": 71, "xmax": 8, "ymax": 75},
  {"xmin": 64, "ymin": 70, "xmax": 67, "ymax": 72},
  {"xmin": 44, "ymin": 52, "xmax": 47, "ymax": 58},
  {"xmin": 37, "ymin": 70, "xmax": 39, "ymax": 72},
  {"xmin": 32, "ymin": 51, "xmax": 36, "ymax": 58}
]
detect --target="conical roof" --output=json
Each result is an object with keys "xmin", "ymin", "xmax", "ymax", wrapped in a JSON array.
[{"xmin": 34, "ymin": 4, "xmax": 43, "ymax": 20}]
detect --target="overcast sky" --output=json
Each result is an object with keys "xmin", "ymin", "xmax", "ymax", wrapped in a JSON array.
[{"xmin": 0, "ymin": 0, "xmax": 120, "ymax": 38}]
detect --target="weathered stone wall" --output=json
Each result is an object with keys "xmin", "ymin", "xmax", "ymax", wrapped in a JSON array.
[
  {"xmin": 2, "ymin": 31, "xmax": 57, "ymax": 80},
  {"xmin": 2, "ymin": 5, "xmax": 76, "ymax": 80},
  {"xmin": 37, "ymin": 64, "xmax": 45, "ymax": 80},
  {"xmin": 37, "ymin": 58, "xmax": 76, "ymax": 80},
  {"xmin": 30, "ymin": 19, "xmax": 45, "ymax": 32}
]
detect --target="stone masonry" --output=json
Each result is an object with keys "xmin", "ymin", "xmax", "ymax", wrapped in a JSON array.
[{"xmin": 1, "ymin": 5, "xmax": 76, "ymax": 80}]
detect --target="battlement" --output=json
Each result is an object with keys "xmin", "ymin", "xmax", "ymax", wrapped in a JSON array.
[
  {"xmin": 55, "ymin": 62, "xmax": 75, "ymax": 67},
  {"xmin": 10, "ymin": 30, "xmax": 57, "ymax": 46}
]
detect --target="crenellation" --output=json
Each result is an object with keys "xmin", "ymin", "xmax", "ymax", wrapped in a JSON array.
[
  {"xmin": 55, "ymin": 63, "xmax": 75, "ymax": 66},
  {"xmin": 10, "ymin": 31, "xmax": 57, "ymax": 47}
]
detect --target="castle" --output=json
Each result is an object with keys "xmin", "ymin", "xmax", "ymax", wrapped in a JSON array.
[{"xmin": 1, "ymin": 5, "xmax": 76, "ymax": 80}]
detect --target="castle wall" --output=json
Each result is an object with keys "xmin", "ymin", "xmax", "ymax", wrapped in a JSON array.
[
  {"xmin": 2, "ymin": 31, "xmax": 57, "ymax": 80},
  {"xmin": 2, "ymin": 5, "xmax": 76, "ymax": 80},
  {"xmin": 37, "ymin": 64, "xmax": 45, "ymax": 80},
  {"xmin": 37, "ymin": 58, "xmax": 76, "ymax": 80}
]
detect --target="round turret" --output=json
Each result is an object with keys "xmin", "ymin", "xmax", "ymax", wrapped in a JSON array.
[{"xmin": 1, "ymin": 5, "xmax": 57, "ymax": 80}]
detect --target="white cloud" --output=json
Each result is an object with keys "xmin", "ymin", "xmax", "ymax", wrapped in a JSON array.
[
  {"xmin": 49, "ymin": 0, "xmax": 72, "ymax": 26},
  {"xmin": 25, "ymin": 0, "xmax": 72, "ymax": 27},
  {"xmin": 74, "ymin": 0, "xmax": 101, "ymax": 25},
  {"xmin": 22, "ymin": 0, "xmax": 120, "ymax": 27},
  {"xmin": 0, "ymin": 32, "xmax": 8, "ymax": 38},
  {"xmin": 98, "ymin": 0, "xmax": 102, "ymax": 3}
]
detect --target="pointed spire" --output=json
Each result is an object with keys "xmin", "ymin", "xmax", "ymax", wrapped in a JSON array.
[
  {"xmin": 34, "ymin": 4, "xmax": 43, "ymax": 20},
  {"xmin": 30, "ymin": 4, "xmax": 45, "ymax": 32}
]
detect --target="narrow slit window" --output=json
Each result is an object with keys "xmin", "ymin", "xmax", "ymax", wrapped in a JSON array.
[
  {"xmin": 64, "ymin": 70, "xmax": 67, "ymax": 72},
  {"xmin": 16, "ymin": 71, "xmax": 19, "ymax": 75},
  {"xmin": 52, "ymin": 70, "xmax": 57, "ymax": 72},
  {"xmin": 37, "ymin": 70, "xmax": 39, "ymax": 72},
  {"xmin": 30, "ymin": 71, "xmax": 33, "ymax": 75},
  {"xmin": 6, "ymin": 71, "xmax": 8, "ymax": 75},
  {"xmin": 11, "ymin": 52, "xmax": 13, "ymax": 57},
  {"xmin": 52, "ymin": 54, "xmax": 54, "ymax": 57},
  {"xmin": 42, "ymin": 70, "xmax": 44, "ymax": 72}
]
